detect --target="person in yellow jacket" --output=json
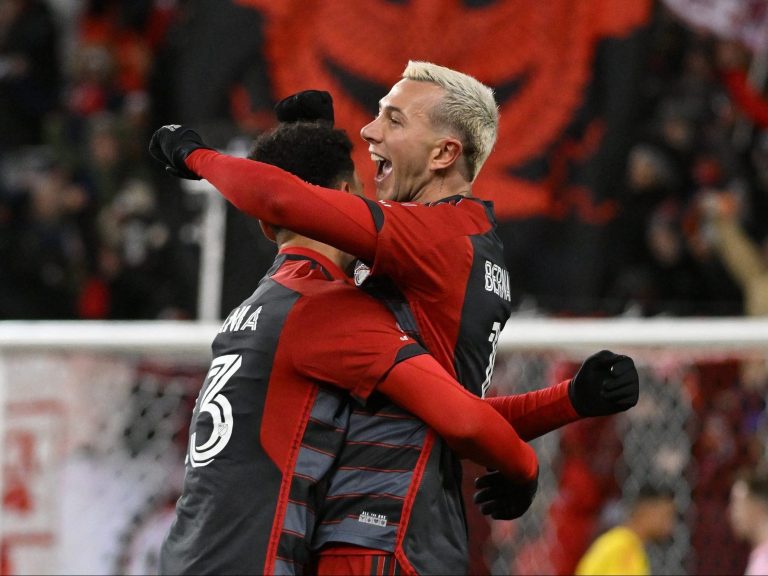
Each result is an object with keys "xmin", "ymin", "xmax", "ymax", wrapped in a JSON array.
[{"xmin": 575, "ymin": 485, "xmax": 677, "ymax": 575}]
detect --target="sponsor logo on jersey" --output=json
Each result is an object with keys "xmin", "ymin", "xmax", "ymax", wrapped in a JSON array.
[
  {"xmin": 484, "ymin": 261, "xmax": 511, "ymax": 301},
  {"xmin": 358, "ymin": 511, "xmax": 388, "ymax": 527}
]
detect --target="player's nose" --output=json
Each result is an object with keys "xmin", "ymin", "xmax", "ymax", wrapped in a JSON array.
[{"xmin": 360, "ymin": 118, "xmax": 382, "ymax": 144}]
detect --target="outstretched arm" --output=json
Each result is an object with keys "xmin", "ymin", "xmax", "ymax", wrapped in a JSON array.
[
  {"xmin": 485, "ymin": 380, "xmax": 579, "ymax": 442},
  {"xmin": 473, "ymin": 351, "xmax": 638, "ymax": 520},
  {"xmin": 485, "ymin": 350, "xmax": 640, "ymax": 441},
  {"xmin": 149, "ymin": 125, "xmax": 380, "ymax": 260},
  {"xmin": 188, "ymin": 149, "xmax": 379, "ymax": 261}
]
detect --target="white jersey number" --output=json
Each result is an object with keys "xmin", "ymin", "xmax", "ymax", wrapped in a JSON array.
[
  {"xmin": 189, "ymin": 354, "xmax": 241, "ymax": 468},
  {"xmin": 481, "ymin": 322, "xmax": 502, "ymax": 398}
]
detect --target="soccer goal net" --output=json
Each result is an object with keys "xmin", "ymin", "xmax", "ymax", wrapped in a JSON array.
[{"xmin": 1, "ymin": 318, "xmax": 767, "ymax": 575}]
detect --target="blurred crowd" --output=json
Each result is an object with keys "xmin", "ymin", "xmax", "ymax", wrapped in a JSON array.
[
  {"xmin": 606, "ymin": 15, "xmax": 768, "ymax": 317},
  {"xmin": 1, "ymin": 0, "xmax": 768, "ymax": 320},
  {"xmin": 0, "ymin": 0, "xmax": 196, "ymax": 319}
]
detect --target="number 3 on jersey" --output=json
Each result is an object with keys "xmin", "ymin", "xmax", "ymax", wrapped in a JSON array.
[
  {"xmin": 189, "ymin": 354, "xmax": 242, "ymax": 468},
  {"xmin": 481, "ymin": 322, "xmax": 501, "ymax": 398}
]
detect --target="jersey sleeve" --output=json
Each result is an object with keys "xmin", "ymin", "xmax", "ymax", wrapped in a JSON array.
[
  {"xmin": 187, "ymin": 149, "xmax": 379, "ymax": 260},
  {"xmin": 484, "ymin": 380, "xmax": 580, "ymax": 441},
  {"xmin": 287, "ymin": 289, "xmax": 426, "ymax": 403}
]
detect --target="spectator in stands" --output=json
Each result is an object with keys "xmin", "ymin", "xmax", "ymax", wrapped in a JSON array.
[
  {"xmin": 607, "ymin": 144, "xmax": 711, "ymax": 316},
  {"xmin": 620, "ymin": 144, "xmax": 681, "ymax": 268},
  {"xmin": 698, "ymin": 188, "xmax": 768, "ymax": 316},
  {"xmin": 89, "ymin": 177, "xmax": 192, "ymax": 319},
  {"xmin": 0, "ymin": 164, "xmax": 87, "ymax": 318},
  {"xmin": 2, "ymin": 0, "xmax": 767, "ymax": 321},
  {"xmin": 0, "ymin": 0, "xmax": 61, "ymax": 151},
  {"xmin": 729, "ymin": 469, "xmax": 768, "ymax": 576},
  {"xmin": 716, "ymin": 40, "xmax": 768, "ymax": 132},
  {"xmin": 574, "ymin": 485, "xmax": 677, "ymax": 576},
  {"xmin": 77, "ymin": 0, "xmax": 173, "ymax": 97}
]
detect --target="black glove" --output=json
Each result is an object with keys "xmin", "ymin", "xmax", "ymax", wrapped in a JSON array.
[
  {"xmin": 148, "ymin": 124, "xmax": 213, "ymax": 180},
  {"xmin": 274, "ymin": 90, "xmax": 334, "ymax": 125},
  {"xmin": 568, "ymin": 350, "xmax": 639, "ymax": 417},
  {"xmin": 473, "ymin": 469, "xmax": 538, "ymax": 520}
]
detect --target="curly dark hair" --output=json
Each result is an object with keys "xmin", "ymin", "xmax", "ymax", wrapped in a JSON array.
[{"xmin": 248, "ymin": 121, "xmax": 355, "ymax": 189}]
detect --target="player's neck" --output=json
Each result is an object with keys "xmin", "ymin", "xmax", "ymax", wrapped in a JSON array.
[
  {"xmin": 415, "ymin": 170, "xmax": 472, "ymax": 203},
  {"xmin": 623, "ymin": 518, "xmax": 647, "ymax": 543}
]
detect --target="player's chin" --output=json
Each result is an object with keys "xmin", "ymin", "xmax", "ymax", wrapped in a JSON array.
[{"xmin": 374, "ymin": 183, "xmax": 395, "ymax": 202}]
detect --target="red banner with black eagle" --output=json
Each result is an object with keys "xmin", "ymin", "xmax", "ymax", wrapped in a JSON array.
[
  {"xmin": 235, "ymin": 0, "xmax": 653, "ymax": 223},
  {"xmin": 188, "ymin": 0, "xmax": 655, "ymax": 314}
]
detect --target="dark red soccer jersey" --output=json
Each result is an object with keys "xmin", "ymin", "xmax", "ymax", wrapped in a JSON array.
[
  {"xmin": 356, "ymin": 195, "xmax": 512, "ymax": 397},
  {"xmin": 159, "ymin": 248, "xmax": 426, "ymax": 575}
]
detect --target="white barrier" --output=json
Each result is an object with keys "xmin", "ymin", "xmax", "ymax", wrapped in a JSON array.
[{"xmin": 1, "ymin": 317, "xmax": 768, "ymax": 352}]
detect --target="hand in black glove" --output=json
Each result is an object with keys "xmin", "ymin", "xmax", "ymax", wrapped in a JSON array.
[
  {"xmin": 473, "ymin": 469, "xmax": 538, "ymax": 520},
  {"xmin": 274, "ymin": 90, "xmax": 335, "ymax": 125},
  {"xmin": 148, "ymin": 124, "xmax": 213, "ymax": 180},
  {"xmin": 569, "ymin": 350, "xmax": 639, "ymax": 417}
]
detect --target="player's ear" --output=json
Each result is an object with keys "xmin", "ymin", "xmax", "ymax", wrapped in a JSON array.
[
  {"xmin": 337, "ymin": 172, "xmax": 364, "ymax": 197},
  {"xmin": 431, "ymin": 137, "xmax": 463, "ymax": 171},
  {"xmin": 258, "ymin": 221, "xmax": 277, "ymax": 243}
]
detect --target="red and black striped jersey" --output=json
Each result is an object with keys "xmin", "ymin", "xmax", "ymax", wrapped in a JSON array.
[{"xmin": 159, "ymin": 248, "xmax": 426, "ymax": 575}]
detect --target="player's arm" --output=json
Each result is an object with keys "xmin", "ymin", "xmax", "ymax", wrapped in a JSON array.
[
  {"xmin": 486, "ymin": 350, "xmax": 640, "ymax": 441},
  {"xmin": 485, "ymin": 380, "xmax": 579, "ymax": 442},
  {"xmin": 149, "ymin": 126, "xmax": 379, "ymax": 260},
  {"xmin": 472, "ymin": 352, "xmax": 638, "ymax": 521},
  {"xmin": 189, "ymin": 149, "xmax": 379, "ymax": 260},
  {"xmin": 377, "ymin": 354, "xmax": 537, "ymax": 483}
]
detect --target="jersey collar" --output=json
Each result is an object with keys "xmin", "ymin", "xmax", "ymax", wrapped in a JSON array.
[{"xmin": 278, "ymin": 246, "xmax": 349, "ymax": 281}]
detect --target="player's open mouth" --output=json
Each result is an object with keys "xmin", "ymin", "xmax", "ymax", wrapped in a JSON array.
[{"xmin": 371, "ymin": 152, "xmax": 392, "ymax": 183}]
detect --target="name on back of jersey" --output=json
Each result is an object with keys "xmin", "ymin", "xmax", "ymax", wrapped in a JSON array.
[
  {"xmin": 219, "ymin": 305, "xmax": 263, "ymax": 333},
  {"xmin": 484, "ymin": 261, "xmax": 511, "ymax": 301}
]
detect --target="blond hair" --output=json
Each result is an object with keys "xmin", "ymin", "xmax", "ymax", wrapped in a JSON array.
[{"xmin": 402, "ymin": 60, "xmax": 498, "ymax": 181}]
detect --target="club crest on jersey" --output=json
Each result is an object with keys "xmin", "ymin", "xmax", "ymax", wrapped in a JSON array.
[{"xmin": 354, "ymin": 261, "xmax": 371, "ymax": 287}]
